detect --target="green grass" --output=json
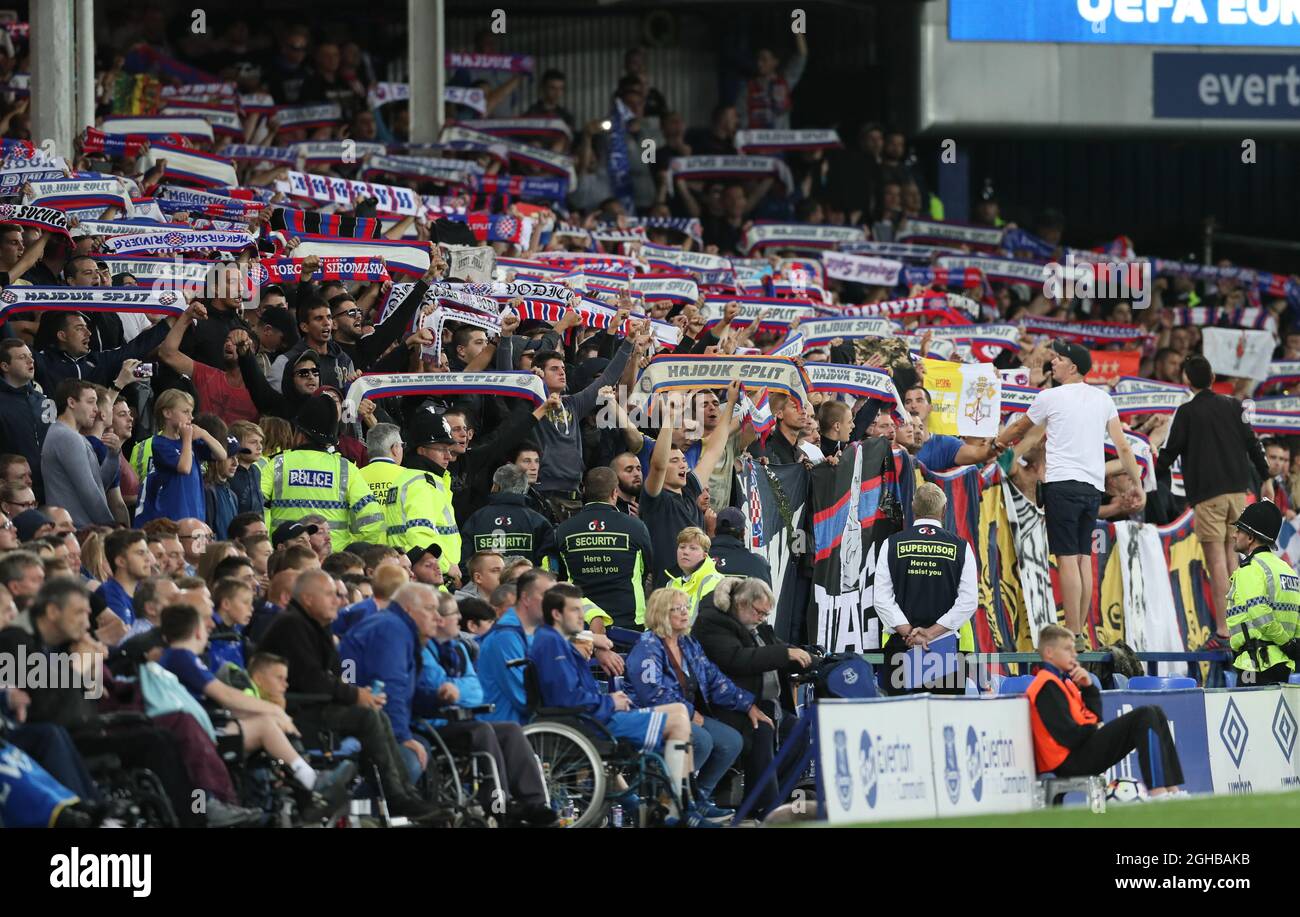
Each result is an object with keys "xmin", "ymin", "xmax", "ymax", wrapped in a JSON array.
[{"xmin": 830, "ymin": 789, "xmax": 1300, "ymax": 828}]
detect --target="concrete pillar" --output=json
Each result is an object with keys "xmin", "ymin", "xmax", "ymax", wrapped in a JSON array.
[
  {"xmin": 76, "ymin": 0, "xmax": 95, "ymax": 134},
  {"xmin": 32, "ymin": 0, "xmax": 76, "ymax": 162},
  {"xmin": 408, "ymin": 0, "xmax": 446, "ymax": 144}
]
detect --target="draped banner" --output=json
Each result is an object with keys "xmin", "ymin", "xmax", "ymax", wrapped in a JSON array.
[
  {"xmin": 736, "ymin": 456, "xmax": 811, "ymax": 645},
  {"xmin": 809, "ymin": 439, "xmax": 899, "ymax": 653}
]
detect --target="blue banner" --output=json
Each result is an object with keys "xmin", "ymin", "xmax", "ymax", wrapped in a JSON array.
[
  {"xmin": 1154, "ymin": 52, "xmax": 1300, "ymax": 118},
  {"xmin": 1101, "ymin": 689, "xmax": 1214, "ymax": 794},
  {"xmin": 949, "ymin": 0, "xmax": 1300, "ymax": 47}
]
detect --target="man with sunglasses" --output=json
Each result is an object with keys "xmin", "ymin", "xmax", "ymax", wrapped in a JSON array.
[{"xmin": 268, "ymin": 299, "xmax": 355, "ymax": 396}]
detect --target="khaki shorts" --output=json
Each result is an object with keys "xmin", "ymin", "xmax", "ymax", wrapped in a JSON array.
[{"xmin": 1193, "ymin": 492, "xmax": 1247, "ymax": 545}]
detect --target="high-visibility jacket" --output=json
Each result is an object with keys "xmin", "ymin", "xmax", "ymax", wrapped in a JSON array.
[
  {"xmin": 130, "ymin": 437, "xmax": 156, "ymax": 523},
  {"xmin": 1025, "ymin": 668, "xmax": 1099, "ymax": 773},
  {"xmin": 261, "ymin": 448, "xmax": 384, "ymax": 551},
  {"xmin": 426, "ymin": 465, "xmax": 461, "ymax": 568},
  {"xmin": 359, "ymin": 457, "xmax": 439, "ymax": 553},
  {"xmin": 667, "ymin": 556, "xmax": 724, "ymax": 625},
  {"xmin": 1227, "ymin": 548, "xmax": 1300, "ymax": 675}
]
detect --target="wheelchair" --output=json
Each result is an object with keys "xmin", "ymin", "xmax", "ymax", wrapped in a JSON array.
[
  {"xmin": 508, "ymin": 658, "xmax": 680, "ymax": 829},
  {"xmin": 411, "ymin": 705, "xmax": 505, "ymax": 827}
]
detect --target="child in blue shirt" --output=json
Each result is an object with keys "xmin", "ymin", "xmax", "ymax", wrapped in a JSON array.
[{"xmin": 137, "ymin": 390, "xmax": 227, "ymax": 525}]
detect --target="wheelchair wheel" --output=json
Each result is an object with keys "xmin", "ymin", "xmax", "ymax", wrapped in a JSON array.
[
  {"xmin": 423, "ymin": 736, "xmax": 467, "ymax": 810},
  {"xmin": 522, "ymin": 722, "xmax": 606, "ymax": 828}
]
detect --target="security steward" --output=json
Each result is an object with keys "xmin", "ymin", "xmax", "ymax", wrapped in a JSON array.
[
  {"xmin": 359, "ymin": 422, "xmax": 438, "ymax": 553},
  {"xmin": 1027, "ymin": 625, "xmax": 1184, "ymax": 795},
  {"xmin": 556, "ymin": 466, "xmax": 654, "ymax": 632},
  {"xmin": 461, "ymin": 462, "xmax": 559, "ymax": 571},
  {"xmin": 1226, "ymin": 500, "xmax": 1300, "ymax": 685},
  {"xmin": 708, "ymin": 507, "xmax": 772, "ymax": 585},
  {"xmin": 262, "ymin": 393, "xmax": 384, "ymax": 551},
  {"xmin": 872, "ymin": 482, "xmax": 977, "ymax": 696},
  {"xmin": 402, "ymin": 407, "xmax": 463, "ymax": 584}
]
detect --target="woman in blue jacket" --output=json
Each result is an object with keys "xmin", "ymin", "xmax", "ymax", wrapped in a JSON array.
[{"xmin": 627, "ymin": 587, "xmax": 774, "ymax": 820}]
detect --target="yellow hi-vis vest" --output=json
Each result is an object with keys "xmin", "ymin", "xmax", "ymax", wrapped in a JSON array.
[
  {"xmin": 426, "ymin": 465, "xmax": 461, "ymax": 568},
  {"xmin": 359, "ymin": 458, "xmax": 440, "ymax": 553},
  {"xmin": 1227, "ymin": 549, "xmax": 1300, "ymax": 675},
  {"xmin": 262, "ymin": 448, "xmax": 384, "ymax": 551}
]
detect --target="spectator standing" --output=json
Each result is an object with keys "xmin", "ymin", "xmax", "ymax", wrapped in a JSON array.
[
  {"xmin": 996, "ymin": 342, "xmax": 1144, "ymax": 649},
  {"xmin": 1225, "ymin": 501, "xmax": 1300, "ymax": 684},
  {"xmin": 1154, "ymin": 355, "xmax": 1271, "ymax": 649},
  {"xmin": 41, "ymin": 380, "xmax": 116, "ymax": 528},
  {"xmin": 136, "ymin": 391, "xmax": 229, "ymax": 527},
  {"xmin": 736, "ymin": 36, "xmax": 808, "ymax": 130},
  {"xmin": 0, "ymin": 339, "xmax": 49, "ymax": 500}
]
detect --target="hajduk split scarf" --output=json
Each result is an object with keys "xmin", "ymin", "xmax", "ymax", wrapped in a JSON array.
[
  {"xmin": 914, "ymin": 323, "xmax": 1021, "ymax": 361},
  {"xmin": 733, "ymin": 129, "xmax": 842, "ymax": 154},
  {"xmin": 796, "ymin": 316, "xmax": 901, "ymax": 347},
  {"xmin": 1256, "ymin": 361, "xmax": 1300, "ymax": 390},
  {"xmin": 79, "ymin": 127, "xmax": 150, "ymax": 159},
  {"xmin": 345, "ymin": 372, "xmax": 546, "ymax": 421},
  {"xmin": 0, "ymin": 203, "xmax": 67, "ymax": 234},
  {"xmin": 371, "ymin": 83, "xmax": 488, "ymax": 115},
  {"xmin": 273, "ymin": 104, "xmax": 343, "ymax": 133},
  {"xmin": 362, "ymin": 152, "xmax": 482, "ymax": 184},
  {"xmin": 632, "ymin": 275, "xmax": 699, "ymax": 305},
  {"xmin": 497, "ymin": 257, "xmax": 567, "ymax": 280},
  {"xmin": 471, "ymin": 173, "xmax": 569, "ymax": 204},
  {"xmin": 281, "ymin": 170, "xmax": 423, "ymax": 216},
  {"xmin": 902, "ymin": 266, "xmax": 988, "ymax": 291},
  {"xmin": 637, "ymin": 354, "xmax": 811, "ymax": 406},
  {"xmin": 640, "ymin": 242, "xmax": 733, "ymax": 277},
  {"xmin": 1250, "ymin": 412, "xmax": 1300, "ymax": 437},
  {"xmin": 0, "ymin": 285, "xmax": 187, "ymax": 320},
  {"xmin": 70, "ymin": 217, "xmax": 178, "ymax": 238},
  {"xmin": 468, "ymin": 118, "xmax": 574, "ymax": 144},
  {"xmin": 160, "ymin": 104, "xmax": 244, "ymax": 138},
  {"xmin": 700, "ymin": 297, "xmax": 817, "ymax": 331},
  {"xmin": 426, "ymin": 282, "xmax": 506, "ymax": 317},
  {"xmin": 668, "ymin": 155, "xmax": 794, "ymax": 194},
  {"xmin": 837, "ymin": 239, "xmax": 963, "ymax": 262},
  {"xmin": 142, "ymin": 143, "xmax": 238, "ymax": 188},
  {"xmin": 25, "ymin": 179, "xmax": 130, "ymax": 212},
  {"xmin": 1172, "ymin": 306, "xmax": 1277, "ymax": 331},
  {"xmin": 103, "ymin": 226, "xmax": 257, "ymax": 254},
  {"xmin": 1152, "ymin": 257, "xmax": 1300, "ymax": 307},
  {"xmin": 840, "ymin": 292, "xmax": 978, "ymax": 324},
  {"xmin": 287, "ymin": 236, "xmax": 431, "ymax": 276},
  {"xmin": 98, "ymin": 256, "xmax": 215, "ymax": 289},
  {"xmin": 805, "ymin": 362, "xmax": 903, "ymax": 407},
  {"xmin": 101, "ymin": 115, "xmax": 215, "ymax": 144},
  {"xmin": 292, "ymin": 141, "xmax": 388, "ymax": 166},
  {"xmin": 1113, "ymin": 376, "xmax": 1187, "ymax": 395},
  {"xmin": 222, "ymin": 144, "xmax": 298, "ymax": 166},
  {"xmin": 439, "ymin": 125, "xmax": 576, "ymax": 184},
  {"xmin": 1255, "ymin": 395, "xmax": 1300, "ymax": 412},
  {"xmin": 999, "ymin": 384, "xmax": 1039, "ymax": 415},
  {"xmin": 1020, "ymin": 316, "xmax": 1149, "ymax": 345},
  {"xmin": 446, "ymin": 52, "xmax": 536, "ymax": 74},
  {"xmin": 897, "ymin": 218, "xmax": 1005, "ymax": 253},
  {"xmin": 741, "ymin": 223, "xmax": 866, "ymax": 255},
  {"xmin": 531, "ymin": 251, "xmax": 639, "ymax": 275},
  {"xmin": 256, "ymin": 257, "xmax": 390, "ymax": 286},
  {"xmin": 160, "ymin": 82, "xmax": 237, "ymax": 102},
  {"xmin": 822, "ymin": 250, "xmax": 903, "ymax": 286},
  {"xmin": 612, "ymin": 217, "xmax": 702, "ymax": 245},
  {"xmin": 270, "ymin": 207, "xmax": 381, "ymax": 240},
  {"xmin": 935, "ymin": 255, "xmax": 1046, "ymax": 287},
  {"xmin": 1111, "ymin": 389, "xmax": 1191, "ymax": 417}
]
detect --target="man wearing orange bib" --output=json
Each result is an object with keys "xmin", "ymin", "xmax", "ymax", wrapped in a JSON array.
[{"xmin": 1025, "ymin": 625, "xmax": 1184, "ymax": 797}]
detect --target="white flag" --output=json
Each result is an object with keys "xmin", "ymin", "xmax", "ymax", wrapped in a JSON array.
[{"xmin": 1202, "ymin": 327, "xmax": 1274, "ymax": 381}]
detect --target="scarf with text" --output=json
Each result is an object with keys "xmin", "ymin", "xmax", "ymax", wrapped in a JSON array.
[
  {"xmin": 79, "ymin": 127, "xmax": 150, "ymax": 159},
  {"xmin": 701, "ymin": 297, "xmax": 817, "ymax": 330},
  {"xmin": 160, "ymin": 104, "xmax": 243, "ymax": 138},
  {"xmin": 256, "ymin": 257, "xmax": 390, "ymax": 286},
  {"xmin": 291, "ymin": 141, "xmax": 388, "ymax": 166},
  {"xmin": 822, "ymin": 250, "xmax": 903, "ymax": 286},
  {"xmin": 805, "ymin": 362, "xmax": 903, "ymax": 407},
  {"xmin": 141, "ymin": 143, "xmax": 238, "ymax": 188},
  {"xmin": 273, "ymin": 104, "xmax": 343, "ymax": 132},
  {"xmin": 468, "ymin": 118, "xmax": 573, "ymax": 144},
  {"xmin": 362, "ymin": 152, "xmax": 482, "ymax": 184},
  {"xmin": 838, "ymin": 292, "xmax": 978, "ymax": 324},
  {"xmin": 837, "ymin": 239, "xmax": 964, "ymax": 261},
  {"xmin": 0, "ymin": 203, "xmax": 67, "ymax": 234},
  {"xmin": 25, "ymin": 179, "xmax": 130, "ymax": 212},
  {"xmin": 1111, "ymin": 389, "xmax": 1191, "ymax": 417},
  {"xmin": 287, "ymin": 235, "xmax": 431, "ymax": 276},
  {"xmin": 741, "ymin": 222, "xmax": 866, "ymax": 254},
  {"xmin": 0, "ymin": 285, "xmax": 187, "ymax": 320},
  {"xmin": 222, "ymin": 144, "xmax": 298, "ymax": 166},
  {"xmin": 470, "ymin": 173, "xmax": 569, "ymax": 205},
  {"xmin": 1152, "ymin": 257, "xmax": 1300, "ymax": 307},
  {"xmin": 668, "ymin": 155, "xmax": 794, "ymax": 194},
  {"xmin": 935, "ymin": 254, "xmax": 1046, "ymax": 286},
  {"xmin": 632, "ymin": 275, "xmax": 699, "ymax": 305},
  {"xmin": 733, "ymin": 129, "xmax": 842, "ymax": 154},
  {"xmin": 1020, "ymin": 316, "xmax": 1151, "ymax": 345},
  {"xmin": 280, "ymin": 170, "xmax": 423, "ymax": 216},
  {"xmin": 1171, "ymin": 306, "xmax": 1277, "ymax": 331},
  {"xmin": 103, "ymin": 227, "xmax": 257, "ymax": 254},
  {"xmin": 345, "ymin": 372, "xmax": 545, "ymax": 422},
  {"xmin": 914, "ymin": 323, "xmax": 1021, "ymax": 361},
  {"xmin": 447, "ymin": 52, "xmax": 535, "ymax": 74},
  {"xmin": 1256, "ymin": 361, "xmax": 1300, "ymax": 390},
  {"xmin": 902, "ymin": 265, "xmax": 988, "ymax": 291},
  {"xmin": 897, "ymin": 218, "xmax": 1005, "ymax": 253},
  {"xmin": 638, "ymin": 354, "xmax": 811, "ymax": 406},
  {"xmin": 796, "ymin": 316, "xmax": 902, "ymax": 346},
  {"xmin": 99, "ymin": 256, "xmax": 216, "ymax": 289},
  {"xmin": 101, "ymin": 115, "xmax": 214, "ymax": 143},
  {"xmin": 439, "ymin": 125, "xmax": 576, "ymax": 183}
]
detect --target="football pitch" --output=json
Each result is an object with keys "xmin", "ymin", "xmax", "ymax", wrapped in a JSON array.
[{"xmin": 829, "ymin": 790, "xmax": 1300, "ymax": 828}]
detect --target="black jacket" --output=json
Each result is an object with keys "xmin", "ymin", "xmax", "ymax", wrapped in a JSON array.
[
  {"xmin": 709, "ymin": 533, "xmax": 772, "ymax": 585},
  {"xmin": 33, "ymin": 319, "xmax": 172, "ymax": 394},
  {"xmin": 691, "ymin": 603, "xmax": 793, "ymax": 736},
  {"xmin": 256, "ymin": 601, "xmax": 360, "ymax": 707},
  {"xmin": 1156, "ymin": 389, "xmax": 1269, "ymax": 505},
  {"xmin": 461, "ymin": 492, "xmax": 558, "ymax": 568},
  {"xmin": 0, "ymin": 377, "xmax": 50, "ymax": 497}
]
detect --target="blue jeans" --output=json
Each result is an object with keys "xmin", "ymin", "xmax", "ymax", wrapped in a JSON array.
[
  {"xmin": 691, "ymin": 717, "xmax": 743, "ymax": 802},
  {"xmin": 398, "ymin": 735, "xmax": 431, "ymax": 784}
]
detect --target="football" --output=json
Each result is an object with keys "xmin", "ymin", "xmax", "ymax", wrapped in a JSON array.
[{"xmin": 1105, "ymin": 778, "xmax": 1148, "ymax": 804}]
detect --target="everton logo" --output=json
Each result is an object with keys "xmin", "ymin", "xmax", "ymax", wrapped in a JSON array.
[
  {"xmin": 965, "ymin": 726, "xmax": 984, "ymax": 802},
  {"xmin": 833, "ymin": 730, "xmax": 852, "ymax": 812},
  {"xmin": 943, "ymin": 725, "xmax": 960, "ymax": 804},
  {"xmin": 858, "ymin": 731, "xmax": 878, "ymax": 809}
]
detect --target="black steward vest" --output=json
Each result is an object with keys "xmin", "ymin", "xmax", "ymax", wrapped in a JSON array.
[{"xmin": 884, "ymin": 523, "xmax": 966, "ymax": 628}]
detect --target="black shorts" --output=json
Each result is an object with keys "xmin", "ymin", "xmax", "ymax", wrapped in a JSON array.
[{"xmin": 1043, "ymin": 480, "xmax": 1103, "ymax": 556}]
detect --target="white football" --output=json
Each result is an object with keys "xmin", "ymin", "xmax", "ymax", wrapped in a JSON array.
[{"xmin": 1105, "ymin": 778, "xmax": 1148, "ymax": 803}]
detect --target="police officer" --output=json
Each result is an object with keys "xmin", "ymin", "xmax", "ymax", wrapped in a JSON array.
[
  {"xmin": 402, "ymin": 407, "xmax": 462, "ymax": 584},
  {"xmin": 262, "ymin": 393, "xmax": 384, "ymax": 551},
  {"xmin": 359, "ymin": 422, "xmax": 438, "ymax": 553},
  {"xmin": 1226, "ymin": 500, "xmax": 1300, "ymax": 685},
  {"xmin": 708, "ymin": 507, "xmax": 772, "ymax": 585},
  {"xmin": 872, "ymin": 482, "xmax": 977, "ymax": 696},
  {"xmin": 556, "ymin": 466, "xmax": 654, "ymax": 631},
  {"xmin": 461, "ymin": 463, "xmax": 558, "ymax": 571}
]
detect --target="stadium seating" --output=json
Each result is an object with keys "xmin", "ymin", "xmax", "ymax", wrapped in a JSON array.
[{"xmin": 1128, "ymin": 676, "xmax": 1197, "ymax": 691}]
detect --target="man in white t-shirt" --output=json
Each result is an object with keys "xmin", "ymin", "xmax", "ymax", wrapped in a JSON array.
[{"xmin": 995, "ymin": 341, "xmax": 1145, "ymax": 649}]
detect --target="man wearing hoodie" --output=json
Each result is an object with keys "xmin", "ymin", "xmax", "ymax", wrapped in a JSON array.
[{"xmin": 0, "ymin": 339, "xmax": 50, "ymax": 500}]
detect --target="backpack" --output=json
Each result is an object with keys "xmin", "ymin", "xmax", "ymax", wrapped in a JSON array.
[{"xmin": 1086, "ymin": 640, "xmax": 1143, "ymax": 688}]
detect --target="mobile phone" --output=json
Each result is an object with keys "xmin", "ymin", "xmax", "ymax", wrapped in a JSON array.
[{"xmin": 133, "ymin": 362, "xmax": 154, "ymax": 379}]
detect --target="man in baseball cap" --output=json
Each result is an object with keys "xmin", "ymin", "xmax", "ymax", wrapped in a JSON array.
[
  {"xmin": 406, "ymin": 542, "xmax": 445, "ymax": 589},
  {"xmin": 708, "ymin": 506, "xmax": 772, "ymax": 583},
  {"xmin": 273, "ymin": 520, "xmax": 318, "ymax": 550},
  {"xmin": 1049, "ymin": 339, "xmax": 1092, "ymax": 378}
]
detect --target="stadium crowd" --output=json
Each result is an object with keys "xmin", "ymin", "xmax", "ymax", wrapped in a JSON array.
[{"xmin": 0, "ymin": 8, "xmax": 1296, "ymax": 828}]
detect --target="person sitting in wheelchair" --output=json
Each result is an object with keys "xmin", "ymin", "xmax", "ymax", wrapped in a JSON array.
[
  {"xmin": 158, "ymin": 603, "xmax": 358, "ymax": 822},
  {"xmin": 528, "ymin": 583, "xmax": 720, "ymax": 828},
  {"xmin": 206, "ymin": 577, "xmax": 256, "ymax": 672},
  {"xmin": 340, "ymin": 582, "xmax": 555, "ymax": 827},
  {"xmin": 627, "ymin": 587, "xmax": 774, "ymax": 822}
]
